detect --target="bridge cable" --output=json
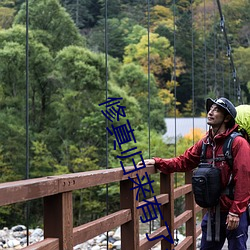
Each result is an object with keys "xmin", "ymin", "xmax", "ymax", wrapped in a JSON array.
[
  {"xmin": 172, "ymin": 0, "xmax": 179, "ymax": 246},
  {"xmin": 147, "ymin": 0, "xmax": 153, "ymax": 235},
  {"xmin": 191, "ymin": 0, "xmax": 195, "ymax": 144},
  {"xmin": 203, "ymin": 0, "xmax": 207, "ymax": 98},
  {"xmin": 25, "ymin": 0, "xmax": 30, "ymax": 245},
  {"xmin": 213, "ymin": 0, "xmax": 218, "ymax": 96},
  {"xmin": 215, "ymin": 0, "xmax": 242, "ymax": 104},
  {"xmin": 213, "ymin": 0, "xmax": 218, "ymax": 95},
  {"xmin": 104, "ymin": 0, "xmax": 109, "ymax": 247}
]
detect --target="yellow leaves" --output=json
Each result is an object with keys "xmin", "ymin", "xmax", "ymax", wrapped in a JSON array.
[
  {"xmin": 149, "ymin": 5, "xmax": 174, "ymax": 32},
  {"xmin": 184, "ymin": 128, "xmax": 205, "ymax": 142},
  {"xmin": 124, "ymin": 32, "xmax": 173, "ymax": 75},
  {"xmin": 158, "ymin": 88, "xmax": 174, "ymax": 105},
  {"xmin": 166, "ymin": 80, "xmax": 180, "ymax": 91}
]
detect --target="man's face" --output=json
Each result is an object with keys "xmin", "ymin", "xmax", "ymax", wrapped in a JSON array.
[{"xmin": 207, "ymin": 104, "xmax": 226, "ymax": 127}]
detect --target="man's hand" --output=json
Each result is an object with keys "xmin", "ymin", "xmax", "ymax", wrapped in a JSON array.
[
  {"xmin": 226, "ymin": 213, "xmax": 240, "ymax": 230},
  {"xmin": 137, "ymin": 159, "xmax": 155, "ymax": 166}
]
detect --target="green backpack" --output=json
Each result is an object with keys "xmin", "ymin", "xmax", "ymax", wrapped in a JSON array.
[{"xmin": 235, "ymin": 105, "xmax": 250, "ymax": 142}]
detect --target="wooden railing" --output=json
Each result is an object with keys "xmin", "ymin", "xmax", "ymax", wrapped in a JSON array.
[{"xmin": 0, "ymin": 165, "xmax": 203, "ymax": 250}]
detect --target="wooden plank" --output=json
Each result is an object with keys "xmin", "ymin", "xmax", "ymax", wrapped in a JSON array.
[
  {"xmin": 196, "ymin": 225, "xmax": 202, "ymax": 237},
  {"xmin": 0, "ymin": 177, "xmax": 59, "ymax": 206},
  {"xmin": 137, "ymin": 194, "xmax": 169, "ymax": 216},
  {"xmin": 139, "ymin": 201, "xmax": 191, "ymax": 250},
  {"xmin": 44, "ymin": 192, "xmax": 73, "ymax": 250},
  {"xmin": 174, "ymin": 210, "xmax": 192, "ymax": 229},
  {"xmin": 174, "ymin": 184, "xmax": 192, "ymax": 199},
  {"xmin": 160, "ymin": 173, "xmax": 175, "ymax": 250},
  {"xmin": 57, "ymin": 165, "xmax": 156, "ymax": 192},
  {"xmin": 22, "ymin": 238, "xmax": 59, "ymax": 250},
  {"xmin": 174, "ymin": 236, "xmax": 193, "ymax": 250},
  {"xmin": 139, "ymin": 226, "xmax": 168, "ymax": 250},
  {"xmin": 185, "ymin": 172, "xmax": 196, "ymax": 250},
  {"xmin": 0, "ymin": 165, "xmax": 157, "ymax": 206},
  {"xmin": 73, "ymin": 209, "xmax": 131, "ymax": 245},
  {"xmin": 120, "ymin": 179, "xmax": 139, "ymax": 250},
  {"xmin": 195, "ymin": 204, "xmax": 203, "ymax": 213}
]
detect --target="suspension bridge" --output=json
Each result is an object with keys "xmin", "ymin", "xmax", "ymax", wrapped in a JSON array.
[{"xmin": 0, "ymin": 0, "xmax": 249, "ymax": 249}]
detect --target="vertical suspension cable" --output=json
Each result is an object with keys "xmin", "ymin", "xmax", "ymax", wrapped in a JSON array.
[
  {"xmin": 104, "ymin": 0, "xmax": 109, "ymax": 247},
  {"xmin": 191, "ymin": 0, "xmax": 195, "ymax": 145},
  {"xmin": 219, "ymin": 35, "xmax": 225, "ymax": 96},
  {"xmin": 173, "ymin": 1, "xmax": 177, "ymax": 158},
  {"xmin": 25, "ymin": 0, "xmax": 30, "ymax": 245},
  {"xmin": 203, "ymin": 0, "xmax": 207, "ymax": 98},
  {"xmin": 216, "ymin": 0, "xmax": 242, "ymax": 104},
  {"xmin": 172, "ymin": 1, "xmax": 179, "ymax": 245},
  {"xmin": 213, "ymin": 0, "xmax": 217, "ymax": 95},
  {"xmin": 228, "ymin": 64, "xmax": 231, "ymax": 100},
  {"xmin": 147, "ymin": 0, "xmax": 150, "ymax": 168},
  {"xmin": 147, "ymin": 0, "xmax": 152, "ymax": 234}
]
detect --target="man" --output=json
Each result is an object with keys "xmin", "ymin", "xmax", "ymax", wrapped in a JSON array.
[{"xmin": 138, "ymin": 97, "xmax": 250, "ymax": 250}]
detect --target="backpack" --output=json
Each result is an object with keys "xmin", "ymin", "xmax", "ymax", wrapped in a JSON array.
[
  {"xmin": 192, "ymin": 131, "xmax": 241, "ymax": 208},
  {"xmin": 235, "ymin": 105, "xmax": 250, "ymax": 142}
]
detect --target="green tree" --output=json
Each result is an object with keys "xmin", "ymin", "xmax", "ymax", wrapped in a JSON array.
[
  {"xmin": 61, "ymin": 0, "xmax": 101, "ymax": 29},
  {"xmin": 14, "ymin": 0, "xmax": 84, "ymax": 52},
  {"xmin": 234, "ymin": 46, "xmax": 250, "ymax": 102},
  {"xmin": 116, "ymin": 63, "xmax": 166, "ymax": 132},
  {"xmin": 0, "ymin": 6, "xmax": 15, "ymax": 29}
]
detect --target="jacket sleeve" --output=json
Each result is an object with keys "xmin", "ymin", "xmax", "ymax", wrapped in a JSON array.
[
  {"xmin": 229, "ymin": 136, "xmax": 250, "ymax": 215},
  {"xmin": 154, "ymin": 140, "xmax": 203, "ymax": 174}
]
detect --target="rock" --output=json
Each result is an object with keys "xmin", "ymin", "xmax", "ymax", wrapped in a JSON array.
[
  {"xmin": 0, "ymin": 230, "xmax": 8, "ymax": 238},
  {"xmin": 113, "ymin": 240, "xmax": 121, "ymax": 249},
  {"xmin": 11, "ymin": 226, "xmax": 26, "ymax": 232},
  {"xmin": 30, "ymin": 228, "xmax": 43, "ymax": 238},
  {"xmin": 92, "ymin": 245, "xmax": 101, "ymax": 250},
  {"xmin": 0, "ymin": 225, "xmax": 186, "ymax": 249},
  {"xmin": 107, "ymin": 231, "xmax": 114, "ymax": 237},
  {"xmin": 108, "ymin": 237, "xmax": 116, "ymax": 243},
  {"xmin": 7, "ymin": 239, "xmax": 20, "ymax": 247},
  {"xmin": 95, "ymin": 234, "xmax": 106, "ymax": 243},
  {"xmin": 113, "ymin": 227, "xmax": 120, "ymax": 240}
]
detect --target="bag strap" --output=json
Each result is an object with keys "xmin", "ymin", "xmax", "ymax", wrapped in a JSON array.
[
  {"xmin": 223, "ymin": 131, "xmax": 242, "ymax": 170},
  {"xmin": 200, "ymin": 142, "xmax": 208, "ymax": 163},
  {"xmin": 222, "ymin": 132, "xmax": 243, "ymax": 199}
]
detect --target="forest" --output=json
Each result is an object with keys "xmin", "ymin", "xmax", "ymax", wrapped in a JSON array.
[{"xmin": 0, "ymin": 0, "xmax": 249, "ymax": 228}]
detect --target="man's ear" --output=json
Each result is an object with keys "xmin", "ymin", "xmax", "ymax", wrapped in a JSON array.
[{"xmin": 224, "ymin": 114, "xmax": 232, "ymax": 123}]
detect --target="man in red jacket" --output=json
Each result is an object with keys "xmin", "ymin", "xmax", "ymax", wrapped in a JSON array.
[{"xmin": 138, "ymin": 97, "xmax": 250, "ymax": 250}]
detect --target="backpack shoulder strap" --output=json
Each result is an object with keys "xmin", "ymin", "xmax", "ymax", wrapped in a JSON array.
[
  {"xmin": 200, "ymin": 141, "xmax": 208, "ymax": 163},
  {"xmin": 223, "ymin": 132, "xmax": 242, "ymax": 169}
]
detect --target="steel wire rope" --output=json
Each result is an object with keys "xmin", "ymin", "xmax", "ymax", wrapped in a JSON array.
[
  {"xmin": 25, "ymin": 0, "xmax": 30, "ymax": 245},
  {"xmin": 172, "ymin": 0, "xmax": 177, "ymax": 183},
  {"xmin": 191, "ymin": 1, "xmax": 195, "ymax": 146},
  {"xmin": 104, "ymin": 0, "xmax": 109, "ymax": 247},
  {"xmin": 217, "ymin": 14, "xmax": 226, "ymax": 96},
  {"xmin": 146, "ymin": 0, "xmax": 153, "ymax": 235},
  {"xmin": 213, "ymin": 0, "xmax": 218, "ymax": 95},
  {"xmin": 172, "ymin": 0, "xmax": 179, "ymax": 246},
  {"xmin": 218, "ymin": 30, "xmax": 225, "ymax": 96},
  {"xmin": 204, "ymin": 0, "xmax": 207, "ymax": 98},
  {"xmin": 215, "ymin": 0, "xmax": 242, "ymax": 104}
]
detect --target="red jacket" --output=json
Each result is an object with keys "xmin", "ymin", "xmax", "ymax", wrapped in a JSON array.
[{"xmin": 154, "ymin": 124, "xmax": 250, "ymax": 216}]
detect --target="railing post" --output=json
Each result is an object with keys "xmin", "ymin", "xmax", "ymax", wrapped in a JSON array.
[
  {"xmin": 44, "ymin": 192, "xmax": 73, "ymax": 250},
  {"xmin": 120, "ymin": 178, "xmax": 139, "ymax": 250},
  {"xmin": 185, "ymin": 171, "xmax": 196, "ymax": 250},
  {"xmin": 160, "ymin": 173, "xmax": 174, "ymax": 250}
]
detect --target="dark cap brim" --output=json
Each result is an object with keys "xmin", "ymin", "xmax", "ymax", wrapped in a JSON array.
[{"xmin": 206, "ymin": 98, "xmax": 216, "ymax": 113}]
